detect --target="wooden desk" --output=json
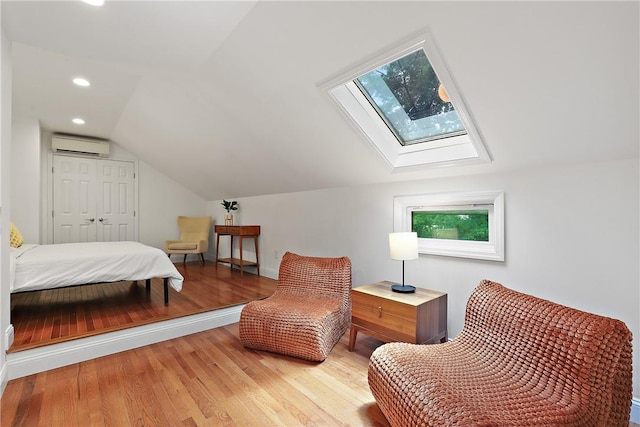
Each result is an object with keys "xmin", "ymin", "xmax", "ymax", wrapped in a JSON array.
[
  {"xmin": 215, "ymin": 225, "xmax": 260, "ymax": 276},
  {"xmin": 349, "ymin": 281, "xmax": 447, "ymax": 351}
]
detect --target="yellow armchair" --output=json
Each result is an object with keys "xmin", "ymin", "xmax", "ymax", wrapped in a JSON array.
[{"xmin": 165, "ymin": 216, "xmax": 212, "ymax": 264}]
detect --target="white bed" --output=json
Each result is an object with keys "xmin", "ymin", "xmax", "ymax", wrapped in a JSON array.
[{"xmin": 10, "ymin": 241, "xmax": 184, "ymax": 304}]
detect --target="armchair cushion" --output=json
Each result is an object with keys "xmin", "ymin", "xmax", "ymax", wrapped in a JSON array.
[{"xmin": 166, "ymin": 241, "xmax": 198, "ymax": 251}]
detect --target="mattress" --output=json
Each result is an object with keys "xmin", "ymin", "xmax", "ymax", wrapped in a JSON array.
[{"xmin": 10, "ymin": 241, "xmax": 183, "ymax": 293}]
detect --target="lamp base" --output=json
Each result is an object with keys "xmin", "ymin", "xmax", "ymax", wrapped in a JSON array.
[{"xmin": 391, "ymin": 283, "xmax": 416, "ymax": 293}]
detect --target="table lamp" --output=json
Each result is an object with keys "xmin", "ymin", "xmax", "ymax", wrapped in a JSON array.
[{"xmin": 389, "ymin": 232, "xmax": 418, "ymax": 293}]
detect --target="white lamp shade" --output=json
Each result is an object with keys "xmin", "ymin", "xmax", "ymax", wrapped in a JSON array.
[{"xmin": 389, "ymin": 232, "xmax": 419, "ymax": 261}]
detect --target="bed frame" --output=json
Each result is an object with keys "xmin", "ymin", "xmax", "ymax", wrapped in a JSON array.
[{"xmin": 13, "ymin": 278, "xmax": 172, "ymax": 304}]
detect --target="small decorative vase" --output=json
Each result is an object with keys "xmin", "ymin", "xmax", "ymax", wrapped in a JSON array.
[{"xmin": 224, "ymin": 214, "xmax": 234, "ymax": 226}]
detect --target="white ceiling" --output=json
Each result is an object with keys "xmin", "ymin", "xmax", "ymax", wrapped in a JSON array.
[{"xmin": 2, "ymin": 1, "xmax": 638, "ymax": 201}]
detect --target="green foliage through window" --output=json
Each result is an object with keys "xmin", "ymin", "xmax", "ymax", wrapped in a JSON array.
[{"xmin": 412, "ymin": 210, "xmax": 489, "ymax": 242}]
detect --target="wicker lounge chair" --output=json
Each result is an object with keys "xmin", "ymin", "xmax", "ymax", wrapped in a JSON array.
[
  {"xmin": 239, "ymin": 251, "xmax": 352, "ymax": 362},
  {"xmin": 368, "ymin": 279, "xmax": 633, "ymax": 426}
]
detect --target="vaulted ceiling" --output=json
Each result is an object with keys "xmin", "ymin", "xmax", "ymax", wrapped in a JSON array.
[{"xmin": 2, "ymin": 1, "xmax": 638, "ymax": 200}]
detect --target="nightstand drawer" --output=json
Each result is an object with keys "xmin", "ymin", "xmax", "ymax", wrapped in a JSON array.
[
  {"xmin": 352, "ymin": 302, "xmax": 416, "ymax": 343},
  {"xmin": 214, "ymin": 225, "xmax": 260, "ymax": 235},
  {"xmin": 352, "ymin": 293, "xmax": 416, "ymax": 324},
  {"xmin": 349, "ymin": 281, "xmax": 448, "ymax": 351}
]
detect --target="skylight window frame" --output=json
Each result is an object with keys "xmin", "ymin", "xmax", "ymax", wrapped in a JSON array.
[{"xmin": 319, "ymin": 30, "xmax": 491, "ymax": 170}]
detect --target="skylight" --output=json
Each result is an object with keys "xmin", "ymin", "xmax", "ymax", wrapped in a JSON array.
[
  {"xmin": 320, "ymin": 30, "xmax": 490, "ymax": 169},
  {"xmin": 354, "ymin": 50, "xmax": 466, "ymax": 146}
]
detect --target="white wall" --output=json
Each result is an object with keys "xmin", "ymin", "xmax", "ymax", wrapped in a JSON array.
[
  {"xmin": 207, "ymin": 158, "xmax": 639, "ymax": 399},
  {"xmin": 11, "ymin": 118, "xmax": 40, "ymax": 243},
  {"xmin": 0, "ymin": 21, "xmax": 11, "ymax": 395},
  {"xmin": 137, "ymin": 160, "xmax": 208, "ymax": 255}
]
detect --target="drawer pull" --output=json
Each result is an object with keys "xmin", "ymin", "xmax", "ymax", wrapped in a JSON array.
[{"xmin": 377, "ymin": 306, "xmax": 382, "ymax": 317}]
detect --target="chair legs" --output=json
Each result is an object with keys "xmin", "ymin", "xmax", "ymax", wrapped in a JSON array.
[{"xmin": 167, "ymin": 253, "xmax": 206, "ymax": 266}]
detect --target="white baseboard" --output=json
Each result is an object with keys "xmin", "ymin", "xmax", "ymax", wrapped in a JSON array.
[
  {"xmin": 4, "ymin": 324, "xmax": 14, "ymax": 350},
  {"xmin": 0, "ymin": 361, "xmax": 8, "ymax": 397},
  {"xmin": 260, "ymin": 266, "xmax": 278, "ymax": 279},
  {"xmin": 631, "ymin": 398, "xmax": 640, "ymax": 423},
  {"xmin": 6, "ymin": 304, "xmax": 244, "ymax": 380}
]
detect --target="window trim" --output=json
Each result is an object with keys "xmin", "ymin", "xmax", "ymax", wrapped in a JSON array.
[
  {"xmin": 319, "ymin": 29, "xmax": 491, "ymax": 170},
  {"xmin": 394, "ymin": 191, "xmax": 505, "ymax": 261}
]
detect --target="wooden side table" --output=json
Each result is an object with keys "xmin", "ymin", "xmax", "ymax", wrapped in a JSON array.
[
  {"xmin": 214, "ymin": 225, "xmax": 260, "ymax": 276},
  {"xmin": 349, "ymin": 281, "xmax": 447, "ymax": 351}
]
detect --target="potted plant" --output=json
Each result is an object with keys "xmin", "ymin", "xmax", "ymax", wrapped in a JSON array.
[{"xmin": 221, "ymin": 200, "xmax": 238, "ymax": 225}]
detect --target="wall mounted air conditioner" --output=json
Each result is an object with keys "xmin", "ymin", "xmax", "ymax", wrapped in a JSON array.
[{"xmin": 51, "ymin": 134, "xmax": 110, "ymax": 157}]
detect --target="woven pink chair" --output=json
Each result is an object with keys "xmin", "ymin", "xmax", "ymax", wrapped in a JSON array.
[
  {"xmin": 368, "ymin": 280, "xmax": 633, "ymax": 427},
  {"xmin": 239, "ymin": 252, "xmax": 352, "ymax": 362}
]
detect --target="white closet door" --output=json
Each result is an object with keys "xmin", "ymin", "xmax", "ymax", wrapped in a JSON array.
[
  {"xmin": 53, "ymin": 155, "xmax": 137, "ymax": 243},
  {"xmin": 53, "ymin": 155, "xmax": 98, "ymax": 243},
  {"xmin": 96, "ymin": 160, "xmax": 135, "ymax": 242}
]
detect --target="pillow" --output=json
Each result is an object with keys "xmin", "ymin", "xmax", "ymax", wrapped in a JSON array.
[{"xmin": 9, "ymin": 221, "xmax": 23, "ymax": 248}]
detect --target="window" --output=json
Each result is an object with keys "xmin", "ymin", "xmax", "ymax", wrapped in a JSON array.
[
  {"xmin": 412, "ymin": 209, "xmax": 489, "ymax": 241},
  {"xmin": 355, "ymin": 50, "xmax": 466, "ymax": 146},
  {"xmin": 319, "ymin": 29, "xmax": 490, "ymax": 169},
  {"xmin": 394, "ymin": 191, "xmax": 504, "ymax": 261}
]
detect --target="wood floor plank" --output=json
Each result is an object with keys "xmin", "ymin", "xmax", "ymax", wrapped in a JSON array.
[
  {"xmin": 0, "ymin": 375, "xmax": 27, "ymax": 426},
  {"xmin": 193, "ymin": 347, "xmax": 295, "ymax": 425},
  {"xmin": 211, "ymin": 328, "xmax": 352, "ymax": 425},
  {"xmin": 95, "ymin": 358, "xmax": 132, "ymax": 426},
  {"xmin": 17, "ymin": 382, "xmax": 42, "ymax": 427},
  {"xmin": 76, "ymin": 360, "xmax": 103, "ymax": 427}
]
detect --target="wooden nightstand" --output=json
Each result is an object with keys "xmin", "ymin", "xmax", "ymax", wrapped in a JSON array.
[{"xmin": 349, "ymin": 281, "xmax": 447, "ymax": 351}]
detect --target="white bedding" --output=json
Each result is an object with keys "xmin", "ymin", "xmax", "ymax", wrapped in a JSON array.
[{"xmin": 10, "ymin": 241, "xmax": 183, "ymax": 294}]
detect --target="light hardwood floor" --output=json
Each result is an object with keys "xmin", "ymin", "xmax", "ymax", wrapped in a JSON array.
[
  {"xmin": 2, "ymin": 323, "xmax": 638, "ymax": 427},
  {"xmin": 1, "ymin": 323, "xmax": 391, "ymax": 426}
]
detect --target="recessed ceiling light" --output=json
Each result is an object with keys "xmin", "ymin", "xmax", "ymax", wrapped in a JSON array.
[
  {"xmin": 82, "ymin": 0, "xmax": 104, "ymax": 6},
  {"xmin": 73, "ymin": 77, "xmax": 90, "ymax": 87},
  {"xmin": 72, "ymin": 118, "xmax": 85, "ymax": 125}
]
